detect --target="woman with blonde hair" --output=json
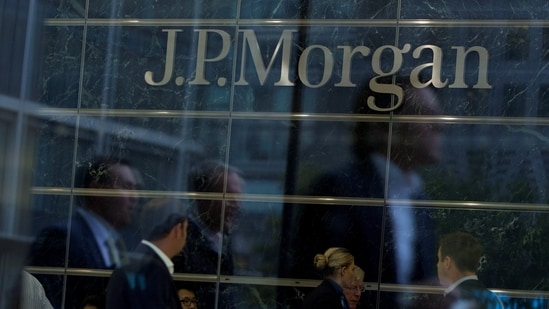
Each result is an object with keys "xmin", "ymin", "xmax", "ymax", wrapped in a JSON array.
[{"xmin": 301, "ymin": 247, "xmax": 356, "ymax": 309}]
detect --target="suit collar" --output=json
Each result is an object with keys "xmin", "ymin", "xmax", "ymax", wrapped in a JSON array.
[
  {"xmin": 445, "ymin": 275, "xmax": 479, "ymax": 295},
  {"xmin": 140, "ymin": 240, "xmax": 174, "ymax": 274}
]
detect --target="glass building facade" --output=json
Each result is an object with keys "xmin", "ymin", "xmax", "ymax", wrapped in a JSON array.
[{"xmin": 2, "ymin": 0, "xmax": 549, "ymax": 308}]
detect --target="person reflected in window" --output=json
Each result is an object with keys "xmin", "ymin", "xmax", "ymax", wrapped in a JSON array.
[
  {"xmin": 301, "ymin": 247, "xmax": 356, "ymax": 309},
  {"xmin": 343, "ymin": 266, "xmax": 365, "ymax": 309},
  {"xmin": 437, "ymin": 232, "xmax": 504, "ymax": 309},
  {"xmin": 20, "ymin": 271, "xmax": 54, "ymax": 309},
  {"xmin": 172, "ymin": 159, "xmax": 245, "ymax": 309},
  {"xmin": 29, "ymin": 156, "xmax": 139, "ymax": 309},
  {"xmin": 175, "ymin": 282, "xmax": 198, "ymax": 309},
  {"xmin": 288, "ymin": 76, "xmax": 444, "ymax": 308},
  {"xmin": 106, "ymin": 198, "xmax": 188, "ymax": 309},
  {"xmin": 80, "ymin": 293, "xmax": 105, "ymax": 309}
]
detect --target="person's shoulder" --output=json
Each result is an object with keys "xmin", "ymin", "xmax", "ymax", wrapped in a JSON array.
[
  {"xmin": 130, "ymin": 244, "xmax": 167, "ymax": 269},
  {"xmin": 30, "ymin": 221, "xmax": 69, "ymax": 253},
  {"xmin": 35, "ymin": 211, "xmax": 89, "ymax": 239},
  {"xmin": 111, "ymin": 250, "xmax": 159, "ymax": 282},
  {"xmin": 132, "ymin": 243, "xmax": 159, "ymax": 260},
  {"xmin": 306, "ymin": 280, "xmax": 339, "ymax": 298},
  {"xmin": 456, "ymin": 280, "xmax": 503, "ymax": 308},
  {"xmin": 457, "ymin": 278, "xmax": 487, "ymax": 292},
  {"xmin": 301, "ymin": 282, "xmax": 341, "ymax": 309}
]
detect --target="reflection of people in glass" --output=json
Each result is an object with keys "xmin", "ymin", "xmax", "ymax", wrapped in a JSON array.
[
  {"xmin": 437, "ymin": 232, "xmax": 504, "ymax": 309},
  {"xmin": 289, "ymin": 77, "xmax": 443, "ymax": 308},
  {"xmin": 173, "ymin": 160, "xmax": 244, "ymax": 309},
  {"xmin": 20, "ymin": 271, "xmax": 54, "ymax": 309},
  {"xmin": 302, "ymin": 247, "xmax": 356, "ymax": 309},
  {"xmin": 80, "ymin": 293, "xmax": 105, "ymax": 309},
  {"xmin": 29, "ymin": 156, "xmax": 139, "ymax": 309},
  {"xmin": 106, "ymin": 198, "xmax": 188, "ymax": 309},
  {"xmin": 343, "ymin": 266, "xmax": 365, "ymax": 309}
]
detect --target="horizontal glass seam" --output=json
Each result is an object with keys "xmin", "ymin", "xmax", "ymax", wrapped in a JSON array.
[
  {"xmin": 28, "ymin": 108, "xmax": 549, "ymax": 126},
  {"xmin": 30, "ymin": 187, "xmax": 549, "ymax": 212},
  {"xmin": 43, "ymin": 18, "xmax": 549, "ymax": 28},
  {"xmin": 24, "ymin": 266, "xmax": 549, "ymax": 299}
]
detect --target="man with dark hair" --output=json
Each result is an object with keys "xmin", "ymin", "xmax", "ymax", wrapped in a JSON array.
[
  {"xmin": 438, "ymin": 232, "xmax": 504, "ymax": 309},
  {"xmin": 173, "ymin": 160, "xmax": 245, "ymax": 309},
  {"xmin": 106, "ymin": 198, "xmax": 188, "ymax": 309},
  {"xmin": 29, "ymin": 156, "xmax": 139, "ymax": 308}
]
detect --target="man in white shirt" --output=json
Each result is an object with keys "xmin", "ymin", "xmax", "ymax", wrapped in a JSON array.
[
  {"xmin": 106, "ymin": 198, "xmax": 188, "ymax": 309},
  {"xmin": 437, "ymin": 232, "xmax": 504, "ymax": 309}
]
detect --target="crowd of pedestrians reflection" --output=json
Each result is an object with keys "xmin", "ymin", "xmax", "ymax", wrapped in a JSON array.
[{"xmin": 24, "ymin": 79, "xmax": 549, "ymax": 309}]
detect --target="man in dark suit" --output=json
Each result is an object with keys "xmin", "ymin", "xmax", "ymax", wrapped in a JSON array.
[
  {"xmin": 28, "ymin": 156, "xmax": 139, "ymax": 309},
  {"xmin": 438, "ymin": 232, "xmax": 504, "ymax": 309},
  {"xmin": 106, "ymin": 198, "xmax": 188, "ymax": 309},
  {"xmin": 173, "ymin": 160, "xmax": 245, "ymax": 309},
  {"xmin": 286, "ymin": 78, "xmax": 443, "ymax": 308}
]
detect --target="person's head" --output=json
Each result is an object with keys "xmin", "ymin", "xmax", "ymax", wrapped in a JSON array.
[
  {"xmin": 437, "ymin": 232, "xmax": 483, "ymax": 287},
  {"xmin": 352, "ymin": 77, "xmax": 444, "ymax": 171},
  {"xmin": 79, "ymin": 156, "xmax": 139, "ymax": 229},
  {"xmin": 80, "ymin": 293, "xmax": 105, "ymax": 309},
  {"xmin": 314, "ymin": 247, "xmax": 356, "ymax": 290},
  {"xmin": 344, "ymin": 266, "xmax": 365, "ymax": 309},
  {"xmin": 188, "ymin": 160, "xmax": 244, "ymax": 233},
  {"xmin": 175, "ymin": 282, "xmax": 198, "ymax": 309},
  {"xmin": 140, "ymin": 198, "xmax": 188, "ymax": 258}
]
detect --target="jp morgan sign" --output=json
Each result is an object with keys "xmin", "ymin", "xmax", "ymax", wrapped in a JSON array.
[{"xmin": 144, "ymin": 29, "xmax": 491, "ymax": 112}]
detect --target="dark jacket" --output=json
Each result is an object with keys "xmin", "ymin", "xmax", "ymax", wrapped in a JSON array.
[
  {"xmin": 173, "ymin": 218, "xmax": 234, "ymax": 275},
  {"xmin": 301, "ymin": 280, "xmax": 347, "ymax": 309},
  {"xmin": 28, "ymin": 211, "xmax": 110, "ymax": 309},
  {"xmin": 442, "ymin": 279, "xmax": 504, "ymax": 309},
  {"xmin": 288, "ymin": 158, "xmax": 436, "ymax": 283},
  {"xmin": 172, "ymin": 218, "xmax": 236, "ymax": 309},
  {"xmin": 285, "ymin": 158, "xmax": 437, "ymax": 309},
  {"xmin": 106, "ymin": 243, "xmax": 180, "ymax": 309}
]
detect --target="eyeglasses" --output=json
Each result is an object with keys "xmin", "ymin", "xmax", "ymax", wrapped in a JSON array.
[
  {"xmin": 346, "ymin": 285, "xmax": 366, "ymax": 293},
  {"xmin": 180, "ymin": 297, "xmax": 198, "ymax": 307}
]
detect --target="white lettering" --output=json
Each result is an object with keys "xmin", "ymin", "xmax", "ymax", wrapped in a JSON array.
[
  {"xmin": 144, "ymin": 29, "xmax": 181, "ymax": 86},
  {"xmin": 298, "ymin": 45, "xmax": 334, "ymax": 88},
  {"xmin": 235, "ymin": 29, "xmax": 297, "ymax": 86},
  {"xmin": 188, "ymin": 29, "xmax": 231, "ymax": 85},
  {"xmin": 144, "ymin": 29, "xmax": 493, "ymax": 111}
]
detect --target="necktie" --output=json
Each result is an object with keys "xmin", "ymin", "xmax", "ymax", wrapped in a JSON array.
[{"xmin": 105, "ymin": 235, "xmax": 127, "ymax": 268}]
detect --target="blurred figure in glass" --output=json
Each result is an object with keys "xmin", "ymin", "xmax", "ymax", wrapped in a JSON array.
[
  {"xmin": 28, "ymin": 156, "xmax": 139, "ymax": 308},
  {"xmin": 80, "ymin": 293, "xmax": 105, "ymax": 309},
  {"xmin": 106, "ymin": 198, "xmax": 188, "ymax": 309},
  {"xmin": 172, "ymin": 159, "xmax": 244, "ymax": 308},
  {"xmin": 437, "ymin": 232, "xmax": 504, "ymax": 309},
  {"xmin": 289, "ymin": 77, "xmax": 443, "ymax": 308},
  {"xmin": 20, "ymin": 271, "xmax": 54, "ymax": 309},
  {"xmin": 301, "ymin": 247, "xmax": 356, "ymax": 309},
  {"xmin": 343, "ymin": 266, "xmax": 365, "ymax": 309}
]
